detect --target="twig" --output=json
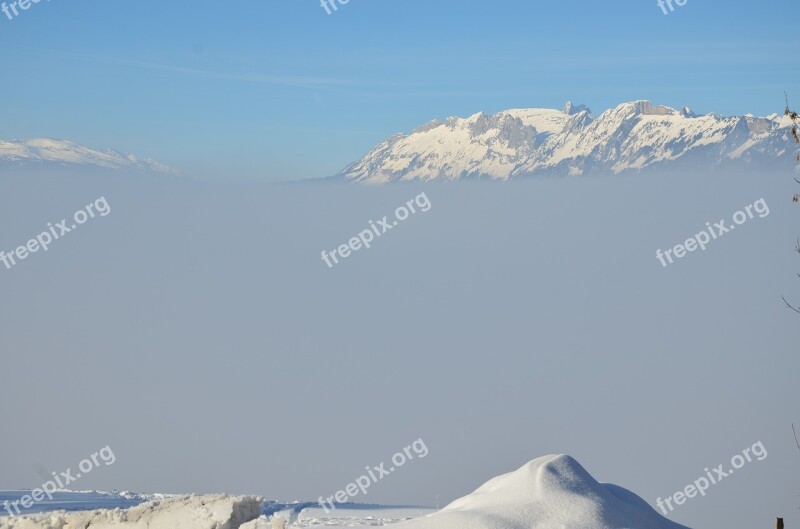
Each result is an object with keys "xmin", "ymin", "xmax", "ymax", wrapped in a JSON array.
[
  {"xmin": 782, "ymin": 295, "xmax": 800, "ymax": 314},
  {"xmin": 783, "ymin": 96, "xmax": 800, "ymax": 314},
  {"xmin": 793, "ymin": 424, "xmax": 800, "ymax": 450}
]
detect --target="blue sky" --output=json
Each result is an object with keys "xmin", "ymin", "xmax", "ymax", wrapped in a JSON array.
[{"xmin": 1, "ymin": 0, "xmax": 799, "ymax": 180}]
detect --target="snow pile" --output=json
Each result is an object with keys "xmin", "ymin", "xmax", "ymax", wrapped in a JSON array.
[
  {"xmin": 0, "ymin": 494, "xmax": 262, "ymax": 529},
  {"xmin": 397, "ymin": 455, "xmax": 692, "ymax": 529}
]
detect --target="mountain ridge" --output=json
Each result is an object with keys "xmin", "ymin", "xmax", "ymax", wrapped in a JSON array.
[
  {"xmin": 338, "ymin": 100, "xmax": 795, "ymax": 184},
  {"xmin": 0, "ymin": 138, "xmax": 180, "ymax": 176}
]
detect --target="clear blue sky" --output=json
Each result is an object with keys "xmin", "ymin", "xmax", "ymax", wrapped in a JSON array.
[{"xmin": 1, "ymin": 0, "xmax": 799, "ymax": 180}]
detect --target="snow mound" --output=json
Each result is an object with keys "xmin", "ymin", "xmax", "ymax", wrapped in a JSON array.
[
  {"xmin": 397, "ymin": 455, "xmax": 692, "ymax": 529},
  {"xmin": 0, "ymin": 494, "xmax": 262, "ymax": 529}
]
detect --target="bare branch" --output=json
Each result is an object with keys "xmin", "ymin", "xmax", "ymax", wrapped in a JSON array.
[
  {"xmin": 782, "ymin": 96, "xmax": 800, "ymax": 315},
  {"xmin": 782, "ymin": 295, "xmax": 800, "ymax": 314},
  {"xmin": 793, "ymin": 424, "xmax": 800, "ymax": 450}
]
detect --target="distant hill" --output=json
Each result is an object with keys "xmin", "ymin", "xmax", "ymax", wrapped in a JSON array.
[{"xmin": 0, "ymin": 138, "xmax": 180, "ymax": 177}]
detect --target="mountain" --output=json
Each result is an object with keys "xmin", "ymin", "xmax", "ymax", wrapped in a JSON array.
[
  {"xmin": 0, "ymin": 138, "xmax": 180, "ymax": 176},
  {"xmin": 397, "ymin": 454, "xmax": 692, "ymax": 529},
  {"xmin": 338, "ymin": 100, "xmax": 796, "ymax": 183}
]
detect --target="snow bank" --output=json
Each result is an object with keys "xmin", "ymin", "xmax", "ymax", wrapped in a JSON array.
[
  {"xmin": 0, "ymin": 494, "xmax": 262, "ymax": 529},
  {"xmin": 397, "ymin": 455, "xmax": 692, "ymax": 529}
]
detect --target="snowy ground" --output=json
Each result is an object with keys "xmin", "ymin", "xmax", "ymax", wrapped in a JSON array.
[
  {"xmin": 0, "ymin": 455, "xmax": 691, "ymax": 529},
  {"xmin": 0, "ymin": 492, "xmax": 433, "ymax": 528},
  {"xmin": 250, "ymin": 505, "xmax": 435, "ymax": 528},
  {"xmin": 0, "ymin": 490, "xmax": 161, "ymax": 516},
  {"xmin": 0, "ymin": 494, "xmax": 262, "ymax": 529}
]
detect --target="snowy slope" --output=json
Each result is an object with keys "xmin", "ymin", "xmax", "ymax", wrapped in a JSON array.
[
  {"xmin": 396, "ymin": 455, "xmax": 692, "ymax": 529},
  {"xmin": 0, "ymin": 138, "xmax": 180, "ymax": 175},
  {"xmin": 339, "ymin": 101, "xmax": 795, "ymax": 183}
]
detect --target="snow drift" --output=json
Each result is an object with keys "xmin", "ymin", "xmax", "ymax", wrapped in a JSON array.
[
  {"xmin": 396, "ymin": 454, "xmax": 692, "ymax": 529},
  {"xmin": 0, "ymin": 494, "xmax": 262, "ymax": 529}
]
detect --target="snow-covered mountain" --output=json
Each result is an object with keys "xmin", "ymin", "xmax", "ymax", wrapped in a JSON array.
[
  {"xmin": 0, "ymin": 138, "xmax": 180, "ymax": 176},
  {"xmin": 339, "ymin": 100, "xmax": 796, "ymax": 183},
  {"xmin": 397, "ymin": 454, "xmax": 692, "ymax": 529}
]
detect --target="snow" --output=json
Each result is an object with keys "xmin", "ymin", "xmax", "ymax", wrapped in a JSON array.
[
  {"xmin": 0, "ymin": 490, "xmax": 162, "ymax": 516},
  {"xmin": 0, "ymin": 138, "xmax": 179, "ymax": 175},
  {"xmin": 503, "ymin": 108, "xmax": 572, "ymax": 135},
  {"xmin": 339, "ymin": 100, "xmax": 796, "ymax": 183},
  {"xmin": 0, "ymin": 494, "xmax": 262, "ymax": 529},
  {"xmin": 243, "ymin": 506, "xmax": 435, "ymax": 529},
  {"xmin": 0, "ymin": 456, "xmax": 692, "ymax": 529},
  {"xmin": 395, "ymin": 455, "xmax": 692, "ymax": 529},
  {"xmin": 0, "ymin": 493, "xmax": 433, "ymax": 529}
]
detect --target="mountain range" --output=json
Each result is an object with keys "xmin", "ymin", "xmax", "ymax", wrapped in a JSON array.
[
  {"xmin": 3, "ymin": 100, "xmax": 795, "ymax": 182},
  {"xmin": 0, "ymin": 138, "xmax": 179, "ymax": 177},
  {"xmin": 338, "ymin": 100, "xmax": 797, "ymax": 184}
]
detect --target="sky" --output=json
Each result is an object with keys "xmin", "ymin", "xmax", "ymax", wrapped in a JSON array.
[{"xmin": 1, "ymin": 0, "xmax": 799, "ymax": 181}]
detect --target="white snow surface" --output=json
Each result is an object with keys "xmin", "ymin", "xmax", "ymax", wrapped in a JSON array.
[
  {"xmin": 339, "ymin": 100, "xmax": 797, "ymax": 183},
  {"xmin": 0, "ymin": 455, "xmax": 692, "ymax": 528},
  {"xmin": 0, "ymin": 138, "xmax": 180, "ymax": 175},
  {"xmin": 243, "ymin": 507, "xmax": 434, "ymax": 529},
  {"xmin": 0, "ymin": 494, "xmax": 262, "ymax": 529},
  {"xmin": 396, "ymin": 455, "xmax": 692, "ymax": 529}
]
